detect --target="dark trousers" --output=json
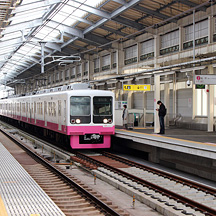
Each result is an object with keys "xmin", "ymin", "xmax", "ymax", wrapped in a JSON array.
[{"xmin": 159, "ymin": 116, "xmax": 165, "ymax": 134}]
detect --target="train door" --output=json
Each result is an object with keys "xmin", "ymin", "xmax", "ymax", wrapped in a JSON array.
[
  {"xmin": 30, "ymin": 103, "xmax": 32, "ymax": 123},
  {"xmin": 19, "ymin": 102, "xmax": 21, "ymax": 118},
  {"xmin": 58, "ymin": 100, "xmax": 61, "ymax": 131},
  {"xmin": 26, "ymin": 102, "xmax": 28, "ymax": 120},
  {"xmin": 14, "ymin": 102, "xmax": 16, "ymax": 118},
  {"xmin": 44, "ymin": 101, "xmax": 47, "ymax": 127},
  {"xmin": 64, "ymin": 100, "xmax": 66, "ymax": 132},
  {"xmin": 33, "ymin": 102, "xmax": 36, "ymax": 124}
]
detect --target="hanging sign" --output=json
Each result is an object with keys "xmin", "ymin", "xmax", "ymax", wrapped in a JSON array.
[
  {"xmin": 195, "ymin": 75, "xmax": 216, "ymax": 85},
  {"xmin": 123, "ymin": 85, "xmax": 151, "ymax": 91}
]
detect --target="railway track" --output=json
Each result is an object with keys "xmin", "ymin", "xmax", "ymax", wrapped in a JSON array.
[
  {"xmin": 1, "ymin": 120, "xmax": 216, "ymax": 216},
  {"xmin": 71, "ymin": 151, "xmax": 216, "ymax": 216},
  {"xmin": 0, "ymin": 126, "xmax": 128, "ymax": 216}
]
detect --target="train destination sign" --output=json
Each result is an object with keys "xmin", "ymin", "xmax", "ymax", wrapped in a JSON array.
[
  {"xmin": 195, "ymin": 75, "xmax": 216, "ymax": 85},
  {"xmin": 123, "ymin": 84, "xmax": 151, "ymax": 91}
]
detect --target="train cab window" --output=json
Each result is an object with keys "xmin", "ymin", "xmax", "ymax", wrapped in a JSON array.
[
  {"xmin": 70, "ymin": 96, "xmax": 90, "ymax": 124},
  {"xmin": 93, "ymin": 97, "xmax": 113, "ymax": 123}
]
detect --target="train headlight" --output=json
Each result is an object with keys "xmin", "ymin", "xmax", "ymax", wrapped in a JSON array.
[
  {"xmin": 76, "ymin": 119, "xmax": 81, "ymax": 124},
  {"xmin": 103, "ymin": 119, "xmax": 108, "ymax": 124}
]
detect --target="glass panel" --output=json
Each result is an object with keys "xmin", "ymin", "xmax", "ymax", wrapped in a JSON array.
[
  {"xmin": 196, "ymin": 89, "xmax": 201, "ymax": 116},
  {"xmin": 93, "ymin": 97, "xmax": 112, "ymax": 115},
  {"xmin": 185, "ymin": 20, "xmax": 208, "ymax": 42},
  {"xmin": 102, "ymin": 55, "xmax": 110, "ymax": 66},
  {"xmin": 161, "ymin": 30, "xmax": 179, "ymax": 49},
  {"xmin": 125, "ymin": 45, "xmax": 137, "ymax": 59},
  {"xmin": 202, "ymin": 89, "xmax": 207, "ymax": 115},
  {"xmin": 70, "ymin": 96, "xmax": 90, "ymax": 116}
]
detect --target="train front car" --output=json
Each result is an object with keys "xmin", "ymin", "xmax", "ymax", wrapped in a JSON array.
[{"xmin": 67, "ymin": 90, "xmax": 115, "ymax": 149}]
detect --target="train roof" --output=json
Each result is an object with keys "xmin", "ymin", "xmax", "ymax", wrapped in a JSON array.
[
  {"xmin": 1, "ymin": 83, "xmax": 114, "ymax": 100},
  {"xmin": 1, "ymin": 89, "xmax": 114, "ymax": 101}
]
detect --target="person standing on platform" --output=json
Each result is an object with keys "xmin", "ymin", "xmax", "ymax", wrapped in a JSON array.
[
  {"xmin": 156, "ymin": 100, "xmax": 167, "ymax": 134},
  {"xmin": 122, "ymin": 104, "xmax": 128, "ymax": 129}
]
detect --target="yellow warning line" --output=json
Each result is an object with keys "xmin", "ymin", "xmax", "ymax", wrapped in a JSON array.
[
  {"xmin": 0, "ymin": 195, "xmax": 8, "ymax": 216},
  {"xmin": 116, "ymin": 129, "xmax": 216, "ymax": 147},
  {"xmin": 135, "ymin": 127, "xmax": 154, "ymax": 130}
]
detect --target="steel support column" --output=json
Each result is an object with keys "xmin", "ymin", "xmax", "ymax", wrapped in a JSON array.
[{"xmin": 154, "ymin": 74, "xmax": 160, "ymax": 133}]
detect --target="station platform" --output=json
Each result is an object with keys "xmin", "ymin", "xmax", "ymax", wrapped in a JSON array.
[
  {"xmin": 0, "ymin": 142, "xmax": 65, "ymax": 216},
  {"xmin": 115, "ymin": 126, "xmax": 216, "ymax": 159},
  {"xmin": 114, "ymin": 126, "xmax": 216, "ymax": 181}
]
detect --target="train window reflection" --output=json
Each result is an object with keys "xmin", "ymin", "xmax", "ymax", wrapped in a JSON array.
[
  {"xmin": 93, "ymin": 97, "xmax": 112, "ymax": 115},
  {"xmin": 70, "ymin": 96, "xmax": 90, "ymax": 116}
]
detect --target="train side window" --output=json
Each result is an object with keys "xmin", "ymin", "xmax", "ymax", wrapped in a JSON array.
[
  {"xmin": 48, "ymin": 102, "xmax": 51, "ymax": 116},
  {"xmin": 34, "ymin": 102, "xmax": 36, "ymax": 114},
  {"xmin": 41, "ymin": 102, "xmax": 43, "ymax": 115},
  {"xmin": 58, "ymin": 100, "xmax": 61, "ymax": 116},
  {"xmin": 53, "ymin": 102, "xmax": 56, "ymax": 116},
  {"xmin": 44, "ymin": 101, "xmax": 47, "ymax": 114}
]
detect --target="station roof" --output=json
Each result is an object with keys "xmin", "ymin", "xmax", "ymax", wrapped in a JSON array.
[{"xmin": 0, "ymin": 0, "xmax": 212, "ymax": 87}]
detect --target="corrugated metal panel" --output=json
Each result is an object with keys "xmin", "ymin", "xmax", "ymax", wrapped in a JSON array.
[
  {"xmin": 133, "ymin": 92, "xmax": 144, "ymax": 109},
  {"xmin": 177, "ymin": 89, "xmax": 192, "ymax": 117},
  {"xmin": 146, "ymin": 91, "xmax": 154, "ymax": 110}
]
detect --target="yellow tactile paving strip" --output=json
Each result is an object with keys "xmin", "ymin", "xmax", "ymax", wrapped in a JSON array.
[
  {"xmin": 0, "ymin": 195, "xmax": 8, "ymax": 216},
  {"xmin": 116, "ymin": 129, "xmax": 216, "ymax": 148}
]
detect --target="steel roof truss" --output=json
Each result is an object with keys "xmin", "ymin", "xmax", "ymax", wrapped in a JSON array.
[
  {"xmin": 11, "ymin": 0, "xmax": 62, "ymax": 15},
  {"xmin": 46, "ymin": 20, "xmax": 84, "ymax": 38},
  {"xmin": 67, "ymin": 0, "xmax": 110, "ymax": 19},
  {"xmin": 178, "ymin": 0, "xmax": 207, "ymax": 11},
  {"xmin": 2, "ymin": 18, "xmax": 43, "ymax": 35},
  {"xmin": 112, "ymin": 16, "xmax": 144, "ymax": 30},
  {"xmin": 133, "ymin": 5, "xmax": 177, "ymax": 23},
  {"xmin": 111, "ymin": 0, "xmax": 126, "ymax": 4}
]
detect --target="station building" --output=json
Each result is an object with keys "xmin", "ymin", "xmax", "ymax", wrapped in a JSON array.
[{"xmin": 0, "ymin": 0, "xmax": 216, "ymax": 133}]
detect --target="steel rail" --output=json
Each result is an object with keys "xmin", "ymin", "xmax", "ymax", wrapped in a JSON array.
[
  {"xmin": 75, "ymin": 151, "xmax": 216, "ymax": 216},
  {"xmin": 103, "ymin": 151, "xmax": 216, "ymax": 195},
  {"xmin": 0, "ymin": 128, "xmax": 121, "ymax": 216}
]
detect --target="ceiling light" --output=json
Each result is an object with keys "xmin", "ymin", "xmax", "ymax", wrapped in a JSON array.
[{"xmin": 180, "ymin": 66, "xmax": 206, "ymax": 72}]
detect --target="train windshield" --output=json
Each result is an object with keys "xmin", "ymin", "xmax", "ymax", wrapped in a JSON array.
[
  {"xmin": 93, "ymin": 96, "xmax": 113, "ymax": 123},
  {"xmin": 93, "ymin": 97, "xmax": 112, "ymax": 115},
  {"xmin": 70, "ymin": 96, "xmax": 91, "ymax": 124},
  {"xmin": 70, "ymin": 96, "xmax": 90, "ymax": 116}
]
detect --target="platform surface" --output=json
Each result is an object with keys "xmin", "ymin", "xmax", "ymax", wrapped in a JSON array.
[
  {"xmin": 0, "ymin": 142, "xmax": 65, "ymax": 216},
  {"xmin": 115, "ymin": 126, "xmax": 216, "ymax": 159}
]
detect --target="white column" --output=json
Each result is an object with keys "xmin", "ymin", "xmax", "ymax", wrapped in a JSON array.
[
  {"xmin": 192, "ymin": 80, "xmax": 196, "ymax": 119},
  {"xmin": 208, "ymin": 65, "xmax": 214, "ymax": 132},
  {"xmin": 179, "ymin": 26, "xmax": 183, "ymax": 52},
  {"xmin": 154, "ymin": 74, "xmax": 160, "ymax": 133},
  {"xmin": 117, "ymin": 49, "xmax": 124, "ymax": 75},
  {"xmin": 127, "ymin": 91, "xmax": 133, "ymax": 109},
  {"xmin": 208, "ymin": 15, "xmax": 213, "ymax": 44},
  {"xmin": 173, "ymin": 73, "xmax": 177, "ymax": 118},
  {"xmin": 164, "ymin": 81, "xmax": 170, "ymax": 127},
  {"xmin": 143, "ymin": 91, "xmax": 147, "ymax": 127}
]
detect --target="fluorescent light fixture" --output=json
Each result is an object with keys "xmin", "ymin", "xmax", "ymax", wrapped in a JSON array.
[
  {"xmin": 107, "ymin": 80, "xmax": 117, "ymax": 84},
  {"xmin": 153, "ymin": 71, "xmax": 175, "ymax": 75},
  {"xmin": 135, "ymin": 75, "xmax": 152, "ymax": 80},
  {"xmin": 121, "ymin": 78, "xmax": 134, "ymax": 82},
  {"xmin": 180, "ymin": 66, "xmax": 206, "ymax": 72},
  {"xmin": 160, "ymin": 80, "xmax": 173, "ymax": 84},
  {"xmin": 95, "ymin": 82, "xmax": 105, "ymax": 86}
]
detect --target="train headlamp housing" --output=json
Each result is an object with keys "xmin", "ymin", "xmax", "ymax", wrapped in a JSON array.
[
  {"xmin": 76, "ymin": 119, "xmax": 81, "ymax": 124},
  {"xmin": 108, "ymin": 119, "xmax": 112, "ymax": 124},
  {"xmin": 71, "ymin": 119, "xmax": 75, "ymax": 124},
  {"xmin": 103, "ymin": 119, "xmax": 108, "ymax": 124}
]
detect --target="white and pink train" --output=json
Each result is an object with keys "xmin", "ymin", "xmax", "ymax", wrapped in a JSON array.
[{"xmin": 0, "ymin": 84, "xmax": 115, "ymax": 149}]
